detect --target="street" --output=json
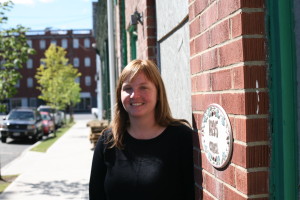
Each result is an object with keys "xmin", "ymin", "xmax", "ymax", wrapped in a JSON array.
[{"xmin": 0, "ymin": 113, "xmax": 96, "ymax": 169}]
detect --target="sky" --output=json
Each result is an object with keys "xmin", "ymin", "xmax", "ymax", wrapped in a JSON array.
[{"xmin": 0, "ymin": 0, "xmax": 97, "ymax": 31}]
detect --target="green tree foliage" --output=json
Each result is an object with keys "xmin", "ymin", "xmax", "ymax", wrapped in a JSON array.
[
  {"xmin": 35, "ymin": 44, "xmax": 81, "ymax": 120},
  {"xmin": 0, "ymin": 0, "xmax": 35, "ymax": 112}
]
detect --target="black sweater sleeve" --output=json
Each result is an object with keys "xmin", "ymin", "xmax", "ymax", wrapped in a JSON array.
[
  {"xmin": 89, "ymin": 133, "xmax": 108, "ymax": 200},
  {"xmin": 180, "ymin": 126, "xmax": 195, "ymax": 199}
]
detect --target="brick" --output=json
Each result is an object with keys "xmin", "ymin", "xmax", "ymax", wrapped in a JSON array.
[
  {"xmin": 192, "ymin": 73, "xmax": 211, "ymax": 92},
  {"xmin": 189, "ymin": 3, "xmax": 196, "ymax": 20},
  {"xmin": 232, "ymin": 143, "xmax": 247, "ymax": 167},
  {"xmin": 241, "ymin": 0, "xmax": 265, "ymax": 8},
  {"xmin": 246, "ymin": 145, "xmax": 269, "ymax": 168},
  {"xmin": 145, "ymin": 6, "xmax": 155, "ymax": 16},
  {"xmin": 235, "ymin": 168, "xmax": 248, "ymax": 194},
  {"xmin": 192, "ymin": 113, "xmax": 202, "ymax": 130},
  {"xmin": 203, "ymin": 191, "xmax": 215, "ymax": 200},
  {"xmin": 215, "ymin": 164, "xmax": 236, "ymax": 187},
  {"xmin": 146, "ymin": 0, "xmax": 155, "ymax": 6},
  {"xmin": 232, "ymin": 66, "xmax": 244, "ymax": 89},
  {"xmin": 204, "ymin": 173, "xmax": 224, "ymax": 200},
  {"xmin": 219, "ymin": 39, "xmax": 243, "ymax": 66},
  {"xmin": 232, "ymin": 143, "xmax": 269, "ymax": 168},
  {"xmin": 191, "ymin": 94, "xmax": 202, "ymax": 111},
  {"xmin": 190, "ymin": 40, "xmax": 196, "ymax": 56},
  {"xmin": 146, "ymin": 27, "xmax": 156, "ymax": 37},
  {"xmin": 145, "ymin": 17, "xmax": 156, "ymax": 28},
  {"xmin": 236, "ymin": 169, "xmax": 268, "ymax": 195},
  {"xmin": 244, "ymin": 65, "xmax": 267, "ymax": 88},
  {"xmin": 243, "ymin": 38, "xmax": 266, "ymax": 61},
  {"xmin": 211, "ymin": 69, "xmax": 232, "ymax": 91},
  {"xmin": 232, "ymin": 65, "xmax": 268, "ymax": 89},
  {"xmin": 231, "ymin": 12, "xmax": 265, "ymax": 38},
  {"xmin": 195, "ymin": 0, "xmax": 209, "ymax": 16},
  {"xmin": 245, "ymin": 92, "xmax": 269, "ymax": 115},
  {"xmin": 190, "ymin": 17, "xmax": 200, "ymax": 38},
  {"xmin": 190, "ymin": 55, "xmax": 201, "ymax": 74},
  {"xmin": 224, "ymin": 185, "xmax": 247, "ymax": 200},
  {"xmin": 201, "ymin": 152, "xmax": 215, "ymax": 174},
  {"xmin": 202, "ymin": 48, "xmax": 219, "ymax": 70},
  {"xmin": 146, "ymin": 38, "xmax": 156, "ymax": 46},
  {"xmin": 248, "ymin": 171, "xmax": 268, "ymax": 194},
  {"xmin": 218, "ymin": 0, "xmax": 241, "ymax": 19},
  {"xmin": 195, "ymin": 32, "xmax": 210, "ymax": 53},
  {"xmin": 234, "ymin": 118, "xmax": 268, "ymax": 142},
  {"xmin": 202, "ymin": 93, "xmax": 222, "ymax": 110},
  {"xmin": 200, "ymin": 2, "xmax": 218, "ymax": 32},
  {"xmin": 221, "ymin": 93, "xmax": 246, "ymax": 115},
  {"xmin": 211, "ymin": 19, "xmax": 230, "ymax": 46}
]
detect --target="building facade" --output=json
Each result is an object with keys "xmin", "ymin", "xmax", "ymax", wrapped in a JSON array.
[
  {"xmin": 10, "ymin": 29, "xmax": 97, "ymax": 112},
  {"xmin": 94, "ymin": 0, "xmax": 298, "ymax": 199}
]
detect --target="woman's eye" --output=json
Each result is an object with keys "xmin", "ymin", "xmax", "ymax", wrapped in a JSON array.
[{"xmin": 123, "ymin": 87, "xmax": 131, "ymax": 91}]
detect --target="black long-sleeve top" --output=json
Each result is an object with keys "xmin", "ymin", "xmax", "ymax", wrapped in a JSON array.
[{"xmin": 89, "ymin": 124, "xmax": 195, "ymax": 200}]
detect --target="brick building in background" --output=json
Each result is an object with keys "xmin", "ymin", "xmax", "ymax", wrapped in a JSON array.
[
  {"xmin": 9, "ymin": 29, "xmax": 97, "ymax": 112},
  {"xmin": 94, "ymin": 0, "xmax": 298, "ymax": 199}
]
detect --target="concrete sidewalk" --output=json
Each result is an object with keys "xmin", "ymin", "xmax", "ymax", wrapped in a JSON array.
[{"xmin": 0, "ymin": 119, "xmax": 94, "ymax": 200}]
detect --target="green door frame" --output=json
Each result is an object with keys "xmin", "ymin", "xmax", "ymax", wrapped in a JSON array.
[{"xmin": 268, "ymin": 0, "xmax": 298, "ymax": 199}]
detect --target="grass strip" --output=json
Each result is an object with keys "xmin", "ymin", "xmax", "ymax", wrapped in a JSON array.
[
  {"xmin": 30, "ymin": 122, "xmax": 74, "ymax": 152},
  {"xmin": 0, "ymin": 174, "xmax": 19, "ymax": 194}
]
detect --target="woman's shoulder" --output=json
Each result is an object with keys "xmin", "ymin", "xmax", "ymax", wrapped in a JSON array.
[{"xmin": 168, "ymin": 122, "xmax": 194, "ymax": 136}]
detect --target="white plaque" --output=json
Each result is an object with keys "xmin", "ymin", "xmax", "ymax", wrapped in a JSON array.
[{"xmin": 201, "ymin": 104, "xmax": 233, "ymax": 168}]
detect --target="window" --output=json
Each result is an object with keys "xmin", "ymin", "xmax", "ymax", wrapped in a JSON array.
[
  {"xmin": 11, "ymin": 99, "xmax": 22, "ymax": 109},
  {"xmin": 40, "ymin": 40, "xmax": 46, "ymax": 49},
  {"xmin": 85, "ymin": 76, "xmax": 91, "ymax": 86},
  {"xmin": 27, "ymin": 40, "xmax": 32, "ymax": 48},
  {"xmin": 84, "ymin": 38, "xmax": 90, "ymax": 48},
  {"xmin": 15, "ymin": 80, "xmax": 20, "ymax": 88},
  {"xmin": 29, "ymin": 98, "xmax": 37, "ymax": 107},
  {"xmin": 73, "ymin": 57, "xmax": 79, "ymax": 67},
  {"xmin": 84, "ymin": 57, "xmax": 91, "ymax": 67},
  {"xmin": 75, "ymin": 77, "xmax": 80, "ymax": 84},
  {"xmin": 73, "ymin": 38, "xmax": 79, "ymax": 48},
  {"xmin": 27, "ymin": 59, "xmax": 33, "ymax": 69},
  {"xmin": 27, "ymin": 77, "xmax": 33, "ymax": 88},
  {"xmin": 40, "ymin": 60, "xmax": 45, "ymax": 66},
  {"xmin": 62, "ymin": 39, "xmax": 68, "ymax": 48},
  {"xmin": 51, "ymin": 40, "xmax": 57, "ymax": 46}
]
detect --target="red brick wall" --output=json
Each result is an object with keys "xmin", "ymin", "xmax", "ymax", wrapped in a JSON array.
[
  {"xmin": 124, "ymin": 0, "xmax": 156, "ymax": 61},
  {"xmin": 189, "ymin": 0, "xmax": 269, "ymax": 199}
]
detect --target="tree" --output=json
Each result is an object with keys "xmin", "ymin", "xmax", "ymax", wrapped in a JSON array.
[
  {"xmin": 0, "ymin": 0, "xmax": 35, "ymax": 181},
  {"xmin": 0, "ymin": 0, "xmax": 35, "ymax": 112},
  {"xmin": 35, "ymin": 44, "xmax": 81, "ymax": 121}
]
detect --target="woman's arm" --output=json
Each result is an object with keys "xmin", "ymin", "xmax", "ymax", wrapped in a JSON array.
[{"xmin": 89, "ymin": 135, "xmax": 107, "ymax": 200}]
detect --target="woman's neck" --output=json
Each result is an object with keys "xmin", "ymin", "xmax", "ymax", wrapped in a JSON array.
[{"xmin": 127, "ymin": 117, "xmax": 165, "ymax": 139}]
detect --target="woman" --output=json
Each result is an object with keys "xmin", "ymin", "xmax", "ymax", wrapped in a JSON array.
[{"xmin": 89, "ymin": 59, "xmax": 194, "ymax": 200}]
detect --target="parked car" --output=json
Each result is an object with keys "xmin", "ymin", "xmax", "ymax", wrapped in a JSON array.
[
  {"xmin": 40, "ymin": 111, "xmax": 55, "ymax": 136},
  {"xmin": 37, "ymin": 105, "xmax": 65, "ymax": 128},
  {"xmin": 0, "ymin": 107, "xmax": 43, "ymax": 143}
]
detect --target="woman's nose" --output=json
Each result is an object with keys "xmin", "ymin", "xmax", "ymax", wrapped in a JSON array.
[{"xmin": 130, "ymin": 89, "xmax": 140, "ymax": 98}]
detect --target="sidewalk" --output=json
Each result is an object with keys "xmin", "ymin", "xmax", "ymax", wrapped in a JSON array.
[{"xmin": 0, "ymin": 118, "xmax": 94, "ymax": 200}]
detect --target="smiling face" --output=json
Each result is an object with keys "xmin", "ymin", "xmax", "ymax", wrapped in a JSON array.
[{"xmin": 121, "ymin": 72, "xmax": 158, "ymax": 120}]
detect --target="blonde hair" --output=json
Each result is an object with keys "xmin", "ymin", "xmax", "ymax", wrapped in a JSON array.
[{"xmin": 108, "ymin": 59, "xmax": 189, "ymax": 148}]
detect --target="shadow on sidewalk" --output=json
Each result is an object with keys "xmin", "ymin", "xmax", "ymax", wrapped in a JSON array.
[{"xmin": 1, "ymin": 179, "xmax": 88, "ymax": 198}]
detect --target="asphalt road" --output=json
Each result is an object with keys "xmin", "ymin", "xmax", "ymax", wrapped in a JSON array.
[{"xmin": 0, "ymin": 113, "xmax": 96, "ymax": 169}]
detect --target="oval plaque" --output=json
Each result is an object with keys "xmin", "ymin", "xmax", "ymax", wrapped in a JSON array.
[{"xmin": 201, "ymin": 104, "xmax": 233, "ymax": 168}]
